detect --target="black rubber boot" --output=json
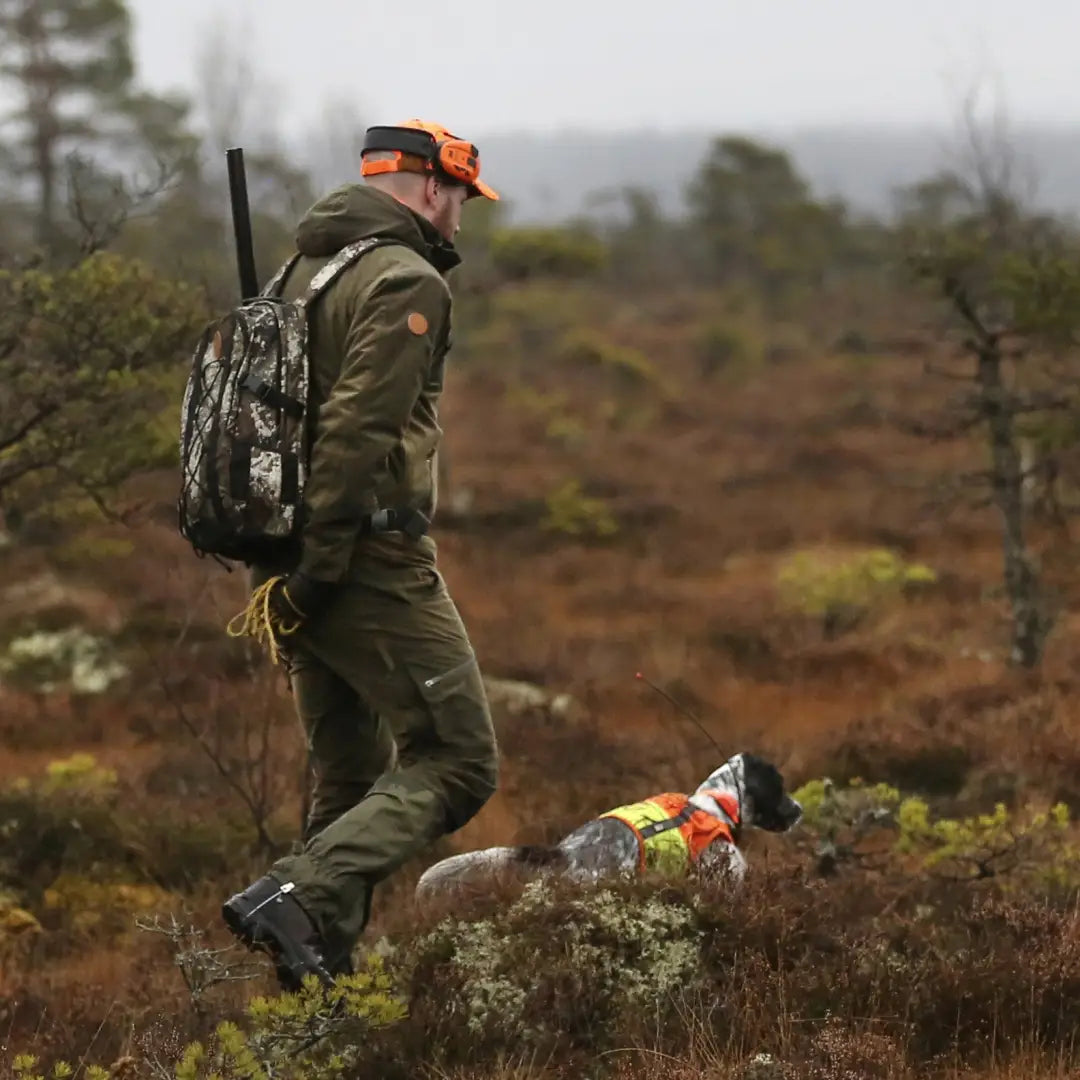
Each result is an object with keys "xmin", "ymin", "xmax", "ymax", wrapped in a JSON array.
[
  {"xmin": 222, "ymin": 875, "xmax": 333, "ymax": 991},
  {"xmin": 323, "ymin": 884, "xmax": 372, "ymax": 977},
  {"xmin": 326, "ymin": 950, "xmax": 355, "ymax": 977}
]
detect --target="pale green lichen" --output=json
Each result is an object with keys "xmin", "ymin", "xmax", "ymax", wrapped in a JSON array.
[
  {"xmin": 0, "ymin": 628, "xmax": 127, "ymax": 694},
  {"xmin": 409, "ymin": 879, "xmax": 701, "ymax": 1043}
]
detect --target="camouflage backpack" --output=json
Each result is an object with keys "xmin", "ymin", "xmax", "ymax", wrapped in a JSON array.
[{"xmin": 178, "ymin": 238, "xmax": 387, "ymax": 564}]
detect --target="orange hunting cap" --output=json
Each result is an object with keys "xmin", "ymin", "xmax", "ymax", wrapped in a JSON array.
[{"xmin": 361, "ymin": 118, "xmax": 500, "ymax": 201}]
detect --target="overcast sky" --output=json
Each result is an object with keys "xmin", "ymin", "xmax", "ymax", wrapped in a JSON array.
[{"xmin": 130, "ymin": 0, "xmax": 1080, "ymax": 138}]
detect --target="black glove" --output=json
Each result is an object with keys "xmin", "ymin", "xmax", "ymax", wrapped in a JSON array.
[{"xmin": 269, "ymin": 572, "xmax": 336, "ymax": 633}]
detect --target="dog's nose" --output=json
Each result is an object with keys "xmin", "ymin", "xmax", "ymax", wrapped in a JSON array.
[{"xmin": 782, "ymin": 796, "xmax": 803, "ymax": 829}]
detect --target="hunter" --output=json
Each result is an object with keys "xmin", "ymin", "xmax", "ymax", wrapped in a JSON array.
[{"xmin": 222, "ymin": 119, "xmax": 500, "ymax": 988}]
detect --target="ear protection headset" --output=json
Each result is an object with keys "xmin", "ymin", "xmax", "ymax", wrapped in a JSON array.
[{"xmin": 360, "ymin": 121, "xmax": 498, "ymax": 200}]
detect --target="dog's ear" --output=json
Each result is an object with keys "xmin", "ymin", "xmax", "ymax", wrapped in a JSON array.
[{"xmin": 742, "ymin": 754, "xmax": 802, "ymax": 833}]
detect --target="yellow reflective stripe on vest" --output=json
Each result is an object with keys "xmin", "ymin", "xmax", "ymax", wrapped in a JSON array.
[{"xmin": 600, "ymin": 799, "xmax": 692, "ymax": 875}]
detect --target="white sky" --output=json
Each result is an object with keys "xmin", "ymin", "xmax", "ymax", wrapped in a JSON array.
[{"xmin": 130, "ymin": 0, "xmax": 1080, "ymax": 137}]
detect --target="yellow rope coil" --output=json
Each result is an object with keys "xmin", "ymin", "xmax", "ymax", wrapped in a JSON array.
[{"xmin": 226, "ymin": 575, "xmax": 302, "ymax": 665}]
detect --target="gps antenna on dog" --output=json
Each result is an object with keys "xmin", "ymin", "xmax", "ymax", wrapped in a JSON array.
[{"xmin": 635, "ymin": 671, "xmax": 723, "ymax": 756}]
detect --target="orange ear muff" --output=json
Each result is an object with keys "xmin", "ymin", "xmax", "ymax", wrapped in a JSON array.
[
  {"xmin": 360, "ymin": 124, "xmax": 495, "ymax": 198},
  {"xmin": 436, "ymin": 140, "xmax": 481, "ymax": 186}
]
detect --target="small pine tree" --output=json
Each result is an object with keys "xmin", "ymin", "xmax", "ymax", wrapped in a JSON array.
[{"xmin": 0, "ymin": 0, "xmax": 194, "ymax": 255}]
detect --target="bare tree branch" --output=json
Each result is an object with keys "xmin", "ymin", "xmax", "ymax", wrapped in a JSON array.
[{"xmin": 0, "ymin": 401, "xmax": 59, "ymax": 454}]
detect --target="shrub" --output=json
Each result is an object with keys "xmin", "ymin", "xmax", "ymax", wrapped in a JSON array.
[
  {"xmin": 173, "ymin": 959, "xmax": 407, "ymax": 1080},
  {"xmin": 390, "ymin": 868, "xmax": 1080, "ymax": 1072},
  {"xmin": 505, "ymin": 386, "xmax": 587, "ymax": 448},
  {"xmin": 557, "ymin": 329, "xmax": 661, "ymax": 391},
  {"xmin": 542, "ymin": 480, "xmax": 618, "ymax": 539},
  {"xmin": 400, "ymin": 880, "xmax": 701, "ymax": 1056},
  {"xmin": 489, "ymin": 227, "xmax": 607, "ymax": 281},
  {"xmin": 544, "ymin": 412, "xmax": 587, "ymax": 447},
  {"xmin": 898, "ymin": 798, "xmax": 1079, "ymax": 887},
  {"xmin": 0, "ymin": 755, "xmax": 258, "ymax": 922},
  {"xmin": 460, "ymin": 282, "xmax": 601, "ymax": 367},
  {"xmin": 14, "ymin": 868, "xmax": 1080, "ymax": 1075},
  {"xmin": 0, "ymin": 754, "xmax": 128, "ymax": 914},
  {"xmin": 0, "ymin": 628, "xmax": 128, "ymax": 695},
  {"xmin": 694, "ymin": 321, "xmax": 763, "ymax": 378},
  {"xmin": 0, "ymin": 252, "xmax": 206, "ymax": 521},
  {"xmin": 13, "ymin": 1056, "xmax": 105, "ymax": 1080},
  {"xmin": 777, "ymin": 547, "xmax": 937, "ymax": 635},
  {"xmin": 43, "ymin": 874, "xmax": 173, "ymax": 937},
  {"xmin": 38, "ymin": 752, "xmax": 119, "ymax": 795},
  {"xmin": 10, "ymin": 958, "xmax": 406, "ymax": 1080},
  {"xmin": 0, "ymin": 892, "xmax": 42, "ymax": 949},
  {"xmin": 792, "ymin": 776, "xmax": 903, "ymax": 876},
  {"xmin": 492, "ymin": 282, "xmax": 600, "ymax": 333},
  {"xmin": 793, "ymin": 776, "xmax": 1080, "ymax": 888}
]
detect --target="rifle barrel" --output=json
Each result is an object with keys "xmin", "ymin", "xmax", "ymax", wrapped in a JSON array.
[{"xmin": 226, "ymin": 147, "xmax": 259, "ymax": 300}]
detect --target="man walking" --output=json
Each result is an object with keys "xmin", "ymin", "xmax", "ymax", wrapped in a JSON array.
[{"xmin": 222, "ymin": 119, "xmax": 500, "ymax": 988}]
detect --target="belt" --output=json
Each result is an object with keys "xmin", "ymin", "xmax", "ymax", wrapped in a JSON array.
[{"xmin": 360, "ymin": 507, "xmax": 430, "ymax": 541}]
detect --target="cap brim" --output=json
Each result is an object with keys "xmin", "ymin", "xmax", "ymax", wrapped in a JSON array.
[{"xmin": 467, "ymin": 177, "xmax": 500, "ymax": 201}]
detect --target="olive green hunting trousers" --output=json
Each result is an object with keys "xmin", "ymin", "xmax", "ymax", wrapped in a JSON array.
[{"xmin": 263, "ymin": 564, "xmax": 498, "ymax": 958}]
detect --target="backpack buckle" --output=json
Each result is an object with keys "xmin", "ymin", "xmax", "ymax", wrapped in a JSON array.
[
  {"xmin": 397, "ymin": 509, "xmax": 430, "ymax": 540},
  {"xmin": 241, "ymin": 374, "xmax": 304, "ymax": 420},
  {"xmin": 364, "ymin": 508, "xmax": 430, "ymax": 540}
]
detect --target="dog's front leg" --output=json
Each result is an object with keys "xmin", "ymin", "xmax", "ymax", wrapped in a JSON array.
[{"xmin": 697, "ymin": 842, "xmax": 747, "ymax": 888}]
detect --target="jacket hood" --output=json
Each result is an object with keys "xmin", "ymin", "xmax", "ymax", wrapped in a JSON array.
[{"xmin": 294, "ymin": 184, "xmax": 461, "ymax": 273}]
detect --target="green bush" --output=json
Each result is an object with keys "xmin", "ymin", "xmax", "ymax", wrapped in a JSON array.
[
  {"xmin": 542, "ymin": 480, "xmax": 618, "ymax": 539},
  {"xmin": 694, "ymin": 321, "xmax": 763, "ymax": 377},
  {"xmin": 456, "ymin": 282, "xmax": 602, "ymax": 367},
  {"xmin": 0, "ymin": 755, "xmax": 258, "ymax": 919},
  {"xmin": 0, "ymin": 754, "xmax": 127, "ymax": 913},
  {"xmin": 43, "ymin": 873, "xmax": 173, "ymax": 938},
  {"xmin": 793, "ymin": 776, "xmax": 1080, "ymax": 887},
  {"xmin": 0, "ymin": 892, "xmax": 42, "ymax": 949},
  {"xmin": 489, "ymin": 227, "xmax": 607, "ymax": 281},
  {"xmin": 13, "ymin": 1056, "xmax": 102, "ymax": 1080},
  {"xmin": 492, "ymin": 281, "xmax": 600, "ymax": 332},
  {"xmin": 505, "ymin": 386, "xmax": 587, "ymax": 448},
  {"xmin": 897, "ymin": 797, "xmax": 1077, "ymax": 887},
  {"xmin": 557, "ymin": 328, "xmax": 662, "ymax": 392},
  {"xmin": 777, "ymin": 547, "xmax": 937, "ymax": 635},
  {"xmin": 0, "ymin": 252, "xmax": 206, "ymax": 521},
  {"xmin": 12, "ymin": 958, "xmax": 406, "ymax": 1080},
  {"xmin": 175, "ymin": 959, "xmax": 406, "ymax": 1080}
]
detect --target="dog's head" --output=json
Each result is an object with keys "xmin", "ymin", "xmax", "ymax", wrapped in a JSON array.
[{"xmin": 692, "ymin": 752, "xmax": 802, "ymax": 835}]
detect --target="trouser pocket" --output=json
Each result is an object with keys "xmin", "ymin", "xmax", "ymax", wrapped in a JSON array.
[{"xmin": 408, "ymin": 653, "xmax": 498, "ymax": 829}]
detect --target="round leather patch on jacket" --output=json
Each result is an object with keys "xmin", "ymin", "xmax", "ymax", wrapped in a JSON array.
[{"xmin": 407, "ymin": 312, "xmax": 429, "ymax": 335}]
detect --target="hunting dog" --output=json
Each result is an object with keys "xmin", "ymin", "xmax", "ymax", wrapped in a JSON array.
[{"xmin": 415, "ymin": 752, "xmax": 802, "ymax": 900}]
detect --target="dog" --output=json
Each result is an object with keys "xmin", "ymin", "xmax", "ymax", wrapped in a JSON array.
[{"xmin": 415, "ymin": 752, "xmax": 802, "ymax": 900}]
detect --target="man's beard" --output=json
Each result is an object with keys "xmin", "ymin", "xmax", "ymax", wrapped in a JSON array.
[{"xmin": 431, "ymin": 201, "xmax": 458, "ymax": 240}]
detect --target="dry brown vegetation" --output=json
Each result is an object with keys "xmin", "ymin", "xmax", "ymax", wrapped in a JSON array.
[
  {"xmin": 5, "ymin": 35, "xmax": 1080, "ymax": 1068},
  {"xmin": 6, "ymin": 260, "xmax": 1080, "ymax": 1078}
]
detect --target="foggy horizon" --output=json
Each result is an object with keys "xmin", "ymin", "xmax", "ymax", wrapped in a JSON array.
[{"xmin": 129, "ymin": 0, "xmax": 1080, "ymax": 139}]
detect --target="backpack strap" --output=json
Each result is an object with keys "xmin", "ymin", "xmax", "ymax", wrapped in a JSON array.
[
  {"xmin": 297, "ymin": 238, "xmax": 389, "ymax": 310},
  {"xmin": 259, "ymin": 237, "xmax": 393, "ymax": 302},
  {"xmin": 260, "ymin": 254, "xmax": 301, "ymax": 298}
]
